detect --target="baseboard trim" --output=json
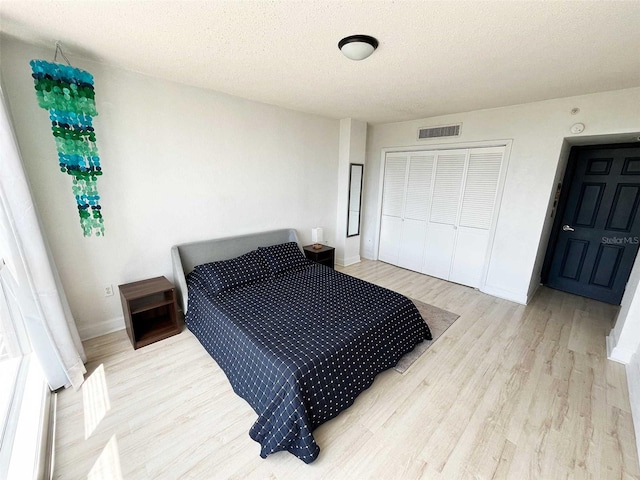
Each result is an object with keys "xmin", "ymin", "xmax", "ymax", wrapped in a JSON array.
[
  {"xmin": 480, "ymin": 284, "xmax": 528, "ymax": 305},
  {"xmin": 608, "ymin": 340, "xmax": 634, "ymax": 364},
  {"xmin": 78, "ymin": 316, "xmax": 124, "ymax": 341},
  {"xmin": 337, "ymin": 255, "xmax": 361, "ymax": 267},
  {"xmin": 361, "ymin": 248, "xmax": 375, "ymax": 260},
  {"xmin": 625, "ymin": 354, "xmax": 640, "ymax": 466},
  {"xmin": 526, "ymin": 282, "xmax": 541, "ymax": 304},
  {"xmin": 607, "ymin": 334, "xmax": 616, "ymax": 360}
]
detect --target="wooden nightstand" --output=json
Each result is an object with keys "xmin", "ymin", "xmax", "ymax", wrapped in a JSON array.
[
  {"xmin": 303, "ymin": 244, "xmax": 335, "ymax": 269},
  {"xmin": 119, "ymin": 276, "xmax": 181, "ymax": 349}
]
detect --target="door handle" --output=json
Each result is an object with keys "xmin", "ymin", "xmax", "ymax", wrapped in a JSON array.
[{"xmin": 562, "ymin": 225, "xmax": 575, "ymax": 232}]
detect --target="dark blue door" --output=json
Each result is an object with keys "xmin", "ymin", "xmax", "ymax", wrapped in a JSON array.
[{"xmin": 546, "ymin": 145, "xmax": 640, "ymax": 304}]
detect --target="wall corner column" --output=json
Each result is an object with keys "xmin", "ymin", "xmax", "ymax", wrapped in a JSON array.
[
  {"xmin": 335, "ymin": 118, "xmax": 367, "ymax": 266},
  {"xmin": 608, "ymin": 255, "xmax": 640, "ymax": 364}
]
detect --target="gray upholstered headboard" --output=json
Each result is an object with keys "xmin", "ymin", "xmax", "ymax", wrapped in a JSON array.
[{"xmin": 171, "ymin": 228, "xmax": 300, "ymax": 313}]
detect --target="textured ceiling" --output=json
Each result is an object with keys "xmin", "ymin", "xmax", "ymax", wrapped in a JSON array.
[{"xmin": 1, "ymin": 1, "xmax": 639, "ymax": 124}]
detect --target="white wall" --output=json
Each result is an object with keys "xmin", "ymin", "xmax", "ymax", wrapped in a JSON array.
[
  {"xmin": 363, "ymin": 88, "xmax": 640, "ymax": 304},
  {"xmin": 609, "ymin": 256, "xmax": 640, "ymax": 363},
  {"xmin": 611, "ymin": 257, "xmax": 640, "ymax": 461},
  {"xmin": 0, "ymin": 37, "xmax": 340, "ymax": 339}
]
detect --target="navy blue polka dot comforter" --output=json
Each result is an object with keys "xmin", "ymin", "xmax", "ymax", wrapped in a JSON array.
[{"xmin": 186, "ymin": 262, "xmax": 431, "ymax": 463}]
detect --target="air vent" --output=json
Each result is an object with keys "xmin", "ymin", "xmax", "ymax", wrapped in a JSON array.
[{"xmin": 418, "ymin": 123, "xmax": 462, "ymax": 140}]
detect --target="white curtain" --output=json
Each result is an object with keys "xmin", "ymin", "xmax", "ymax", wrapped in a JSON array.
[{"xmin": 0, "ymin": 85, "xmax": 86, "ymax": 390}]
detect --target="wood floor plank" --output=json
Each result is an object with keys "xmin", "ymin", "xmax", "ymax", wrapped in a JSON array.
[{"xmin": 52, "ymin": 260, "xmax": 640, "ymax": 479}]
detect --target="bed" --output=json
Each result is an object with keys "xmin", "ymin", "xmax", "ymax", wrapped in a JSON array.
[{"xmin": 171, "ymin": 229, "xmax": 431, "ymax": 463}]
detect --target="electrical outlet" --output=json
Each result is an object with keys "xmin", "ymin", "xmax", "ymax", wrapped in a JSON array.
[{"xmin": 104, "ymin": 285, "xmax": 114, "ymax": 297}]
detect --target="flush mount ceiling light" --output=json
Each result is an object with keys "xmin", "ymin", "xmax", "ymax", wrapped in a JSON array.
[{"xmin": 338, "ymin": 35, "xmax": 379, "ymax": 61}]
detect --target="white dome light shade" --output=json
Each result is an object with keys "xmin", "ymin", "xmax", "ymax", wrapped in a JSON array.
[{"xmin": 338, "ymin": 35, "xmax": 379, "ymax": 61}]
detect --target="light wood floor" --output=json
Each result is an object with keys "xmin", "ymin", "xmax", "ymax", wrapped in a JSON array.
[{"xmin": 53, "ymin": 260, "xmax": 640, "ymax": 479}]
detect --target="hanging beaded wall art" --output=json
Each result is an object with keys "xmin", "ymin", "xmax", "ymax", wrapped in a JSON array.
[{"xmin": 30, "ymin": 59, "xmax": 104, "ymax": 237}]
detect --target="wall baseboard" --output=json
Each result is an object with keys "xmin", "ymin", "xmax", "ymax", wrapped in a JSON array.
[
  {"xmin": 608, "ymin": 338, "xmax": 634, "ymax": 364},
  {"xmin": 78, "ymin": 316, "xmax": 124, "ymax": 341},
  {"xmin": 607, "ymin": 334, "xmax": 617, "ymax": 361},
  {"xmin": 361, "ymin": 247, "xmax": 375, "ymax": 261},
  {"xmin": 337, "ymin": 255, "xmax": 361, "ymax": 267},
  {"xmin": 626, "ymin": 353, "xmax": 640, "ymax": 466},
  {"xmin": 356, "ymin": 257, "xmax": 532, "ymax": 305},
  {"xmin": 527, "ymin": 282, "xmax": 541, "ymax": 304},
  {"xmin": 480, "ymin": 284, "xmax": 528, "ymax": 305}
]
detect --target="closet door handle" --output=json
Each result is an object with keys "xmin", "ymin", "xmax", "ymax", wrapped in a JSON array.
[{"xmin": 562, "ymin": 225, "xmax": 575, "ymax": 232}]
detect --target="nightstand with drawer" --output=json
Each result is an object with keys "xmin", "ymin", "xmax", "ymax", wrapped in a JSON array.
[{"xmin": 303, "ymin": 244, "xmax": 335, "ymax": 269}]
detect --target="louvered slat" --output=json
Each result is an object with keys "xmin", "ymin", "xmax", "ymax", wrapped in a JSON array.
[
  {"xmin": 404, "ymin": 155, "xmax": 434, "ymax": 221},
  {"xmin": 430, "ymin": 153, "xmax": 466, "ymax": 225},
  {"xmin": 381, "ymin": 156, "xmax": 407, "ymax": 217},
  {"xmin": 459, "ymin": 152, "xmax": 503, "ymax": 230}
]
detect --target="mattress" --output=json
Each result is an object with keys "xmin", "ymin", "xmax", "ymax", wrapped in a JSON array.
[{"xmin": 186, "ymin": 262, "xmax": 431, "ymax": 463}]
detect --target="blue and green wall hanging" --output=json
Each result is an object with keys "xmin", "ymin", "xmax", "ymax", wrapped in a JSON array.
[{"xmin": 30, "ymin": 57, "xmax": 105, "ymax": 237}]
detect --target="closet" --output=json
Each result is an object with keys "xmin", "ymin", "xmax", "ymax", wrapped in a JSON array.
[{"xmin": 378, "ymin": 146, "xmax": 505, "ymax": 288}]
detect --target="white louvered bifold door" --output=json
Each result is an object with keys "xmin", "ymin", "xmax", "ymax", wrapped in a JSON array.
[
  {"xmin": 449, "ymin": 147, "xmax": 504, "ymax": 287},
  {"xmin": 422, "ymin": 150, "xmax": 468, "ymax": 280},
  {"xmin": 397, "ymin": 155, "xmax": 434, "ymax": 271},
  {"xmin": 378, "ymin": 155, "xmax": 408, "ymax": 264},
  {"xmin": 378, "ymin": 146, "xmax": 504, "ymax": 289}
]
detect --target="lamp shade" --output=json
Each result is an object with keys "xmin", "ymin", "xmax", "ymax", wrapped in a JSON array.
[
  {"xmin": 338, "ymin": 35, "xmax": 379, "ymax": 61},
  {"xmin": 312, "ymin": 227, "xmax": 323, "ymax": 244}
]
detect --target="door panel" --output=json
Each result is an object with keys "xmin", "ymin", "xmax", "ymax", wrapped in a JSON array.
[
  {"xmin": 459, "ymin": 148, "xmax": 503, "ymax": 230},
  {"xmin": 623, "ymin": 157, "xmax": 640, "ymax": 174},
  {"xmin": 397, "ymin": 219, "xmax": 427, "ymax": 272},
  {"xmin": 573, "ymin": 183, "xmax": 604, "ymax": 227},
  {"xmin": 449, "ymin": 227, "xmax": 489, "ymax": 288},
  {"xmin": 423, "ymin": 223, "xmax": 456, "ymax": 280},
  {"xmin": 546, "ymin": 146, "xmax": 640, "ymax": 304},
  {"xmin": 607, "ymin": 184, "xmax": 640, "ymax": 230},
  {"xmin": 378, "ymin": 155, "xmax": 408, "ymax": 265},
  {"xmin": 559, "ymin": 239, "xmax": 589, "ymax": 280},
  {"xmin": 590, "ymin": 244, "xmax": 623, "ymax": 288},
  {"xmin": 429, "ymin": 151, "xmax": 466, "ymax": 225},
  {"xmin": 423, "ymin": 151, "xmax": 465, "ymax": 279},
  {"xmin": 404, "ymin": 155, "xmax": 434, "ymax": 220},
  {"xmin": 378, "ymin": 215, "xmax": 402, "ymax": 264},
  {"xmin": 397, "ymin": 155, "xmax": 433, "ymax": 272},
  {"xmin": 381, "ymin": 155, "xmax": 408, "ymax": 217}
]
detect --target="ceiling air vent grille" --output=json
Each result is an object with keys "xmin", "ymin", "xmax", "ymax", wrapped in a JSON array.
[{"xmin": 418, "ymin": 123, "xmax": 462, "ymax": 140}]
